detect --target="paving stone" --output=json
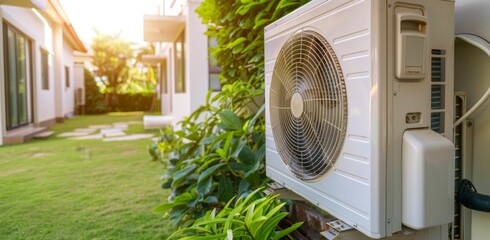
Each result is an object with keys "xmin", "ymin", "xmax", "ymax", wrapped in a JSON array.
[
  {"xmin": 113, "ymin": 123, "xmax": 128, "ymax": 130},
  {"xmin": 88, "ymin": 125, "xmax": 112, "ymax": 129},
  {"xmin": 69, "ymin": 134, "xmax": 103, "ymax": 140},
  {"xmin": 100, "ymin": 128, "xmax": 125, "ymax": 134},
  {"xmin": 58, "ymin": 132, "xmax": 91, "ymax": 137},
  {"xmin": 103, "ymin": 132, "xmax": 126, "ymax": 138},
  {"xmin": 33, "ymin": 131, "xmax": 54, "ymax": 138},
  {"xmin": 102, "ymin": 134, "xmax": 155, "ymax": 142},
  {"xmin": 74, "ymin": 128, "xmax": 98, "ymax": 134}
]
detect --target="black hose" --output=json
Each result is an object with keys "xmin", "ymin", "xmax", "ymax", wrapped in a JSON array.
[{"xmin": 458, "ymin": 179, "xmax": 490, "ymax": 212}]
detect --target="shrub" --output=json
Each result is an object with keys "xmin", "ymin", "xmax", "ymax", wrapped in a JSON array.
[
  {"xmin": 84, "ymin": 68, "xmax": 107, "ymax": 114},
  {"xmin": 151, "ymin": 81, "xmax": 266, "ymax": 227},
  {"xmin": 150, "ymin": 0, "xmax": 308, "ymax": 231},
  {"xmin": 168, "ymin": 189, "xmax": 302, "ymax": 240}
]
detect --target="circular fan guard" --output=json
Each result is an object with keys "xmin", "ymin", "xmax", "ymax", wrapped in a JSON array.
[{"xmin": 269, "ymin": 30, "xmax": 348, "ymax": 180}]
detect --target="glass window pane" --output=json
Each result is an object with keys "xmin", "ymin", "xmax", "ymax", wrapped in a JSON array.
[
  {"xmin": 17, "ymin": 35, "xmax": 27, "ymax": 125},
  {"xmin": 174, "ymin": 30, "xmax": 185, "ymax": 93},
  {"xmin": 7, "ymin": 28, "xmax": 18, "ymax": 127},
  {"xmin": 209, "ymin": 73, "xmax": 221, "ymax": 91},
  {"xmin": 65, "ymin": 66, "xmax": 70, "ymax": 88},
  {"xmin": 41, "ymin": 50, "xmax": 49, "ymax": 89}
]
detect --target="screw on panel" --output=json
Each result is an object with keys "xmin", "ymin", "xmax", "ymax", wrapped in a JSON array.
[{"xmin": 467, "ymin": 121, "xmax": 473, "ymax": 127}]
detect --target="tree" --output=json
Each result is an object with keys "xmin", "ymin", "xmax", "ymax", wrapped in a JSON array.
[{"xmin": 91, "ymin": 32, "xmax": 132, "ymax": 110}]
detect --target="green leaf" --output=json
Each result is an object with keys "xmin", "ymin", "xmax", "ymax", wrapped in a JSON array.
[
  {"xmin": 198, "ymin": 163, "xmax": 226, "ymax": 183},
  {"xmin": 238, "ymin": 145, "xmax": 255, "ymax": 165},
  {"xmin": 218, "ymin": 110, "xmax": 242, "ymax": 131},
  {"xmin": 227, "ymin": 37, "xmax": 247, "ymax": 48},
  {"xmin": 201, "ymin": 136, "xmax": 216, "ymax": 145},
  {"xmin": 238, "ymin": 180, "xmax": 250, "ymax": 197},
  {"xmin": 173, "ymin": 164, "xmax": 197, "ymax": 185},
  {"xmin": 218, "ymin": 176, "xmax": 234, "ymax": 202},
  {"xmin": 197, "ymin": 175, "xmax": 213, "ymax": 196},
  {"xmin": 273, "ymin": 222, "xmax": 303, "ymax": 240},
  {"xmin": 203, "ymin": 196, "xmax": 218, "ymax": 204}
]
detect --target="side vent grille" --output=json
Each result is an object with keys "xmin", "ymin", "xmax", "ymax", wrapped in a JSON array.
[
  {"xmin": 430, "ymin": 49, "xmax": 446, "ymax": 133},
  {"xmin": 452, "ymin": 95, "xmax": 464, "ymax": 240}
]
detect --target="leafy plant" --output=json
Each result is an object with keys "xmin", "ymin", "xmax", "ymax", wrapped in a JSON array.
[
  {"xmin": 168, "ymin": 189, "xmax": 302, "ymax": 240},
  {"xmin": 151, "ymin": 83, "xmax": 266, "ymax": 227},
  {"xmin": 150, "ymin": 0, "xmax": 308, "ymax": 230},
  {"xmin": 84, "ymin": 68, "xmax": 107, "ymax": 114}
]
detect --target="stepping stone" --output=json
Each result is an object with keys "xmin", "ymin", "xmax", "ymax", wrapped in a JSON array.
[
  {"xmin": 103, "ymin": 132, "xmax": 126, "ymax": 138},
  {"xmin": 58, "ymin": 132, "xmax": 91, "ymax": 137},
  {"xmin": 69, "ymin": 134, "xmax": 103, "ymax": 140},
  {"xmin": 88, "ymin": 125, "xmax": 112, "ymax": 129},
  {"xmin": 100, "ymin": 128, "xmax": 124, "ymax": 134},
  {"xmin": 74, "ymin": 128, "xmax": 97, "ymax": 134},
  {"xmin": 102, "ymin": 134, "xmax": 155, "ymax": 142},
  {"xmin": 113, "ymin": 123, "xmax": 128, "ymax": 130},
  {"xmin": 33, "ymin": 131, "xmax": 54, "ymax": 139}
]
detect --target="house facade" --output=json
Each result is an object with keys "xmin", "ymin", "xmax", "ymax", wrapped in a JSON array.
[
  {"xmin": 0, "ymin": 0, "xmax": 86, "ymax": 144},
  {"xmin": 143, "ymin": 0, "xmax": 219, "ymax": 126}
]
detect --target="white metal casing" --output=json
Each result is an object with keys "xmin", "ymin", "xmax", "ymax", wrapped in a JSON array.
[
  {"xmin": 265, "ymin": 0, "xmax": 455, "ymax": 238},
  {"xmin": 402, "ymin": 129, "xmax": 455, "ymax": 230}
]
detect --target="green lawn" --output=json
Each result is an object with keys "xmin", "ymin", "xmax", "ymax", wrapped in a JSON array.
[{"xmin": 0, "ymin": 113, "xmax": 171, "ymax": 239}]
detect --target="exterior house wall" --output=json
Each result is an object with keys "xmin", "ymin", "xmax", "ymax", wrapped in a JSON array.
[
  {"xmin": 73, "ymin": 62, "xmax": 84, "ymax": 114},
  {"xmin": 52, "ymin": 23, "xmax": 63, "ymax": 120},
  {"xmin": 186, "ymin": 0, "xmax": 208, "ymax": 116},
  {"xmin": 0, "ymin": 6, "xmax": 57, "ymax": 130},
  {"xmin": 167, "ymin": 0, "xmax": 208, "ymax": 126},
  {"xmin": 62, "ymin": 40, "xmax": 74, "ymax": 117},
  {"xmin": 0, "ymin": 1, "xmax": 85, "ymax": 145}
]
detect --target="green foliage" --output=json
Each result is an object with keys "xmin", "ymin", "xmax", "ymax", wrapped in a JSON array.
[
  {"xmin": 92, "ymin": 32, "xmax": 132, "ymax": 94},
  {"xmin": 84, "ymin": 67, "xmax": 155, "ymax": 114},
  {"xmin": 150, "ymin": 0, "xmax": 308, "ymax": 231},
  {"xmin": 151, "ymin": 83, "xmax": 266, "ymax": 227},
  {"xmin": 168, "ymin": 189, "xmax": 302, "ymax": 240},
  {"xmin": 84, "ymin": 68, "xmax": 107, "ymax": 114},
  {"xmin": 196, "ymin": 0, "xmax": 309, "ymax": 87}
]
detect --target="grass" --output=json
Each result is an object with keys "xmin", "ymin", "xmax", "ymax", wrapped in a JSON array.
[{"xmin": 0, "ymin": 113, "xmax": 171, "ymax": 239}]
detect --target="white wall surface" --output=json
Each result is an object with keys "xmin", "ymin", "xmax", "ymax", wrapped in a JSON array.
[
  {"xmin": 62, "ymin": 41, "xmax": 75, "ymax": 117},
  {"xmin": 0, "ymin": 6, "xmax": 57, "ymax": 127},
  {"xmin": 187, "ymin": 0, "xmax": 209, "ymax": 115},
  {"xmin": 165, "ymin": 0, "xmax": 209, "ymax": 127},
  {"xmin": 170, "ymin": 41, "xmax": 190, "ymax": 127}
]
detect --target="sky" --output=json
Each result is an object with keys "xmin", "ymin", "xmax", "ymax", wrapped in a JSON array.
[{"xmin": 59, "ymin": 0, "xmax": 163, "ymax": 46}]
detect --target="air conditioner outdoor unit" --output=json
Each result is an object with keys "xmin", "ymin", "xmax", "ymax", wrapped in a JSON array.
[{"xmin": 265, "ymin": 0, "xmax": 455, "ymax": 238}]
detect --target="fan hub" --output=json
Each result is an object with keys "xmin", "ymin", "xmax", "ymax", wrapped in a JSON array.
[{"xmin": 291, "ymin": 92, "xmax": 304, "ymax": 118}]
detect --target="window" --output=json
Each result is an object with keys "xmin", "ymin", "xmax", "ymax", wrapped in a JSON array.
[
  {"xmin": 174, "ymin": 29, "xmax": 185, "ymax": 93},
  {"xmin": 208, "ymin": 37, "xmax": 222, "ymax": 91},
  {"xmin": 41, "ymin": 49, "xmax": 49, "ymax": 90},
  {"xmin": 3, "ymin": 22, "xmax": 32, "ymax": 129},
  {"xmin": 65, "ymin": 66, "xmax": 70, "ymax": 88}
]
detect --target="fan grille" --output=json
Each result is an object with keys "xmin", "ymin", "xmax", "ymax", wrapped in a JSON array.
[{"xmin": 269, "ymin": 30, "xmax": 348, "ymax": 180}]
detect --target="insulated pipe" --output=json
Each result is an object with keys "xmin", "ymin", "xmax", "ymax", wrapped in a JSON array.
[
  {"xmin": 458, "ymin": 179, "xmax": 490, "ymax": 212},
  {"xmin": 454, "ymin": 34, "xmax": 490, "ymax": 127}
]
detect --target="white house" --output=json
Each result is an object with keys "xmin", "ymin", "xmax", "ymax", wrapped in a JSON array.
[
  {"xmin": 143, "ymin": 0, "xmax": 219, "ymax": 127},
  {"xmin": 0, "ymin": 0, "xmax": 86, "ymax": 144}
]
